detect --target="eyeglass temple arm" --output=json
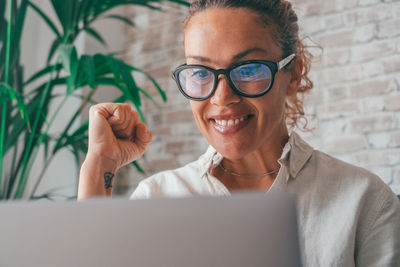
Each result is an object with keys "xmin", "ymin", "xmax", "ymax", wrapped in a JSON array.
[{"xmin": 277, "ymin": 53, "xmax": 296, "ymax": 70}]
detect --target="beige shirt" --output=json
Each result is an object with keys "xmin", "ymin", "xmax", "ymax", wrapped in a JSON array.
[{"xmin": 131, "ymin": 132, "xmax": 400, "ymax": 266}]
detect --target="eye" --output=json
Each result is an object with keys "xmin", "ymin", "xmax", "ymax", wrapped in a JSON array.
[
  {"xmin": 191, "ymin": 69, "xmax": 211, "ymax": 80},
  {"xmin": 231, "ymin": 63, "xmax": 271, "ymax": 82}
]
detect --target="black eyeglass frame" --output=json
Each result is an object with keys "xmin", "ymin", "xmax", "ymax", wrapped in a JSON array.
[{"xmin": 172, "ymin": 53, "xmax": 296, "ymax": 101}]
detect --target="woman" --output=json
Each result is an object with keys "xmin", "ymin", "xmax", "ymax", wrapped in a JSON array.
[{"xmin": 78, "ymin": 0, "xmax": 400, "ymax": 265}]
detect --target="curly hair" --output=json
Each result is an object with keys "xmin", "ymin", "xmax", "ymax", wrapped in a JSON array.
[{"xmin": 185, "ymin": 0, "xmax": 313, "ymax": 130}]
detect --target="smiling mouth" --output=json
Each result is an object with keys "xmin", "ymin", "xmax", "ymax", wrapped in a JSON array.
[
  {"xmin": 210, "ymin": 114, "xmax": 253, "ymax": 134},
  {"xmin": 214, "ymin": 115, "xmax": 248, "ymax": 127}
]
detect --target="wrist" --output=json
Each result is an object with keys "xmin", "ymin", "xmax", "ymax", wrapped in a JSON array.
[{"xmin": 78, "ymin": 154, "xmax": 119, "ymax": 200}]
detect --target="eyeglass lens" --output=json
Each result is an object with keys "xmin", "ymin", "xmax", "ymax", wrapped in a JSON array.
[{"xmin": 178, "ymin": 63, "xmax": 273, "ymax": 99}]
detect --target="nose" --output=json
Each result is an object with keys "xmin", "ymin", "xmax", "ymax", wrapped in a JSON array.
[{"xmin": 209, "ymin": 75, "xmax": 241, "ymax": 106}]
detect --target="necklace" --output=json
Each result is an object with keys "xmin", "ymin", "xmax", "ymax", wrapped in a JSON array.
[{"xmin": 219, "ymin": 162, "xmax": 279, "ymax": 178}]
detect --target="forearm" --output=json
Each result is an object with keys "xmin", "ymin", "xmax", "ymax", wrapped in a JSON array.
[{"xmin": 77, "ymin": 154, "xmax": 118, "ymax": 200}]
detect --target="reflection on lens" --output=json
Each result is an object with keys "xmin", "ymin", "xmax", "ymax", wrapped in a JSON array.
[
  {"xmin": 178, "ymin": 68, "xmax": 214, "ymax": 98},
  {"xmin": 230, "ymin": 63, "xmax": 272, "ymax": 94}
]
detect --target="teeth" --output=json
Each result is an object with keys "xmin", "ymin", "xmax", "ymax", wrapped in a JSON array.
[{"xmin": 215, "ymin": 116, "xmax": 247, "ymax": 127}]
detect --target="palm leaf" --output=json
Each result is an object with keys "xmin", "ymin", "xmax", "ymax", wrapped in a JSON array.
[
  {"xmin": 84, "ymin": 27, "xmax": 107, "ymax": 46},
  {"xmin": 103, "ymin": 14, "xmax": 135, "ymax": 27},
  {"xmin": 24, "ymin": 63, "xmax": 63, "ymax": 85},
  {"xmin": 28, "ymin": 1, "xmax": 62, "ymax": 40},
  {"xmin": 129, "ymin": 66, "xmax": 167, "ymax": 102},
  {"xmin": 57, "ymin": 44, "xmax": 78, "ymax": 95},
  {"xmin": 46, "ymin": 38, "xmax": 62, "ymax": 64}
]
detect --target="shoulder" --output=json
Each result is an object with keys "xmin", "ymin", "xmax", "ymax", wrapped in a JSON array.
[
  {"xmin": 290, "ymin": 133, "xmax": 400, "ymax": 265},
  {"xmin": 290, "ymin": 132, "xmax": 391, "ymax": 197},
  {"xmin": 310, "ymin": 149, "xmax": 390, "ymax": 196},
  {"xmin": 290, "ymin": 132, "xmax": 398, "ymax": 215}
]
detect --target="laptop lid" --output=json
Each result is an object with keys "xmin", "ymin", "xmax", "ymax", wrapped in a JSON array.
[{"xmin": 0, "ymin": 192, "xmax": 301, "ymax": 267}]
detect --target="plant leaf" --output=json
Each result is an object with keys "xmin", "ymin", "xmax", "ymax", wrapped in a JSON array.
[
  {"xmin": 129, "ymin": 66, "xmax": 167, "ymax": 102},
  {"xmin": 103, "ymin": 14, "xmax": 135, "ymax": 27},
  {"xmin": 57, "ymin": 44, "xmax": 78, "ymax": 95},
  {"xmin": 24, "ymin": 63, "xmax": 63, "ymax": 85},
  {"xmin": 28, "ymin": 1, "xmax": 62, "ymax": 40},
  {"xmin": 132, "ymin": 161, "xmax": 145, "ymax": 174},
  {"xmin": 79, "ymin": 55, "xmax": 95, "ymax": 88},
  {"xmin": 47, "ymin": 38, "xmax": 62, "ymax": 64},
  {"xmin": 84, "ymin": 27, "xmax": 107, "ymax": 46},
  {"xmin": 0, "ymin": 83, "xmax": 30, "ymax": 131}
]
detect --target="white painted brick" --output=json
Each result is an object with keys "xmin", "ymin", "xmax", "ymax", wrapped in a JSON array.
[
  {"xmin": 361, "ymin": 97, "xmax": 385, "ymax": 112},
  {"xmin": 378, "ymin": 19, "xmax": 400, "ymax": 39},
  {"xmin": 327, "ymin": 86, "xmax": 348, "ymax": 102},
  {"xmin": 323, "ymin": 49, "xmax": 350, "ymax": 67},
  {"xmin": 383, "ymin": 56, "xmax": 400, "ymax": 74},
  {"xmin": 317, "ymin": 30, "xmax": 354, "ymax": 47},
  {"xmin": 324, "ymin": 135, "xmax": 367, "ymax": 153},
  {"xmin": 344, "ymin": 6, "xmax": 392, "ymax": 25},
  {"xmin": 351, "ymin": 114, "xmax": 396, "ymax": 132},
  {"xmin": 359, "ymin": 0, "xmax": 381, "ymax": 6},
  {"xmin": 368, "ymin": 132, "xmax": 392, "ymax": 148},
  {"xmin": 394, "ymin": 168, "xmax": 400, "ymax": 186},
  {"xmin": 324, "ymin": 14, "xmax": 344, "ymax": 30},
  {"xmin": 302, "ymin": 16, "xmax": 326, "ymax": 34},
  {"xmin": 384, "ymin": 94, "xmax": 400, "ymax": 110},
  {"xmin": 317, "ymin": 101, "xmax": 360, "ymax": 120},
  {"xmin": 303, "ymin": 85, "xmax": 323, "ymax": 105},
  {"xmin": 336, "ymin": 0, "xmax": 358, "ymax": 10},
  {"xmin": 351, "ymin": 41, "xmax": 397, "ymax": 63},
  {"xmin": 354, "ymin": 149, "xmax": 400, "ymax": 166},
  {"xmin": 319, "ymin": 119, "xmax": 348, "ymax": 136},
  {"xmin": 361, "ymin": 61, "xmax": 384, "ymax": 78},
  {"xmin": 390, "ymin": 131, "xmax": 400, "ymax": 147},
  {"xmin": 392, "ymin": 168, "xmax": 400, "ymax": 194},
  {"xmin": 354, "ymin": 24, "xmax": 377, "ymax": 43},
  {"xmin": 350, "ymin": 77, "xmax": 396, "ymax": 97}
]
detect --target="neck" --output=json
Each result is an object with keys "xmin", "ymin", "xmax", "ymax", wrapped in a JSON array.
[{"xmin": 213, "ymin": 129, "xmax": 289, "ymax": 191}]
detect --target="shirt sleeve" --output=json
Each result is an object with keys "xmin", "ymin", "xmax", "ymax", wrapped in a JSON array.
[
  {"xmin": 129, "ymin": 182, "xmax": 149, "ymax": 199},
  {"xmin": 355, "ymin": 187, "xmax": 400, "ymax": 267}
]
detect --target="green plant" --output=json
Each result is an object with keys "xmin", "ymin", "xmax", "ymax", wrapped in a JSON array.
[{"xmin": 0, "ymin": 0, "xmax": 189, "ymax": 200}]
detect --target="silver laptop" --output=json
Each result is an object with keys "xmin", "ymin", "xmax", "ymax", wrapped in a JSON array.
[{"xmin": 0, "ymin": 192, "xmax": 302, "ymax": 267}]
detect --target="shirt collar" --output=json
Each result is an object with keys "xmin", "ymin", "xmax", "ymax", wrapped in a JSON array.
[
  {"xmin": 200, "ymin": 131, "xmax": 313, "ymax": 180},
  {"xmin": 287, "ymin": 132, "xmax": 314, "ymax": 179}
]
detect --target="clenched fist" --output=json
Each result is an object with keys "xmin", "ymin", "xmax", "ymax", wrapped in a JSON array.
[
  {"xmin": 88, "ymin": 103, "xmax": 152, "ymax": 170},
  {"xmin": 78, "ymin": 103, "xmax": 152, "ymax": 199}
]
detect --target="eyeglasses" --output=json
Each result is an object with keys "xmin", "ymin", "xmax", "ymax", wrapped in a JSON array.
[{"xmin": 172, "ymin": 53, "xmax": 295, "ymax": 101}]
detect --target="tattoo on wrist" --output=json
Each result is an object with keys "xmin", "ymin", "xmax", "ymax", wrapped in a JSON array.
[{"xmin": 104, "ymin": 172, "xmax": 114, "ymax": 189}]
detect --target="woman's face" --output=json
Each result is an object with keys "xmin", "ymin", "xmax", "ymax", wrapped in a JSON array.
[{"xmin": 184, "ymin": 8, "xmax": 294, "ymax": 160}]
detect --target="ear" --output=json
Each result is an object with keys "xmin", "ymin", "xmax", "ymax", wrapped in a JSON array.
[{"xmin": 286, "ymin": 58, "xmax": 302, "ymax": 97}]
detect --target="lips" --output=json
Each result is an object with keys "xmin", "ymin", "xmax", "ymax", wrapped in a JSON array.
[{"xmin": 209, "ymin": 114, "xmax": 253, "ymax": 134}]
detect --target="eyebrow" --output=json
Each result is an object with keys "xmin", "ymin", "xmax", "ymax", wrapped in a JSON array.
[{"xmin": 186, "ymin": 47, "xmax": 267, "ymax": 64}]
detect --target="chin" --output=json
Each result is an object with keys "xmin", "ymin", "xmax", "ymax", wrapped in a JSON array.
[{"xmin": 212, "ymin": 143, "xmax": 251, "ymax": 160}]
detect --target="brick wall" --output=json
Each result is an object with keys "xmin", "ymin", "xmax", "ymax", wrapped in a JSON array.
[{"xmin": 115, "ymin": 0, "xmax": 400, "ymax": 195}]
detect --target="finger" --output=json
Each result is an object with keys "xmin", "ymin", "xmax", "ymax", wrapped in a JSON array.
[
  {"xmin": 108, "ymin": 104, "xmax": 128, "ymax": 128},
  {"xmin": 112, "ymin": 108, "xmax": 140, "ymax": 139},
  {"xmin": 134, "ymin": 123, "xmax": 152, "ymax": 149}
]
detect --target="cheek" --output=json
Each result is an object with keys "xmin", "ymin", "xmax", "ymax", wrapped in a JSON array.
[
  {"xmin": 190, "ymin": 101, "xmax": 207, "ymax": 128},
  {"xmin": 271, "ymin": 74, "xmax": 290, "ymax": 110}
]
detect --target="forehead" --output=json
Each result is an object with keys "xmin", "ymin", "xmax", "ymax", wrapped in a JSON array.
[{"xmin": 184, "ymin": 7, "xmax": 282, "ymax": 65}]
